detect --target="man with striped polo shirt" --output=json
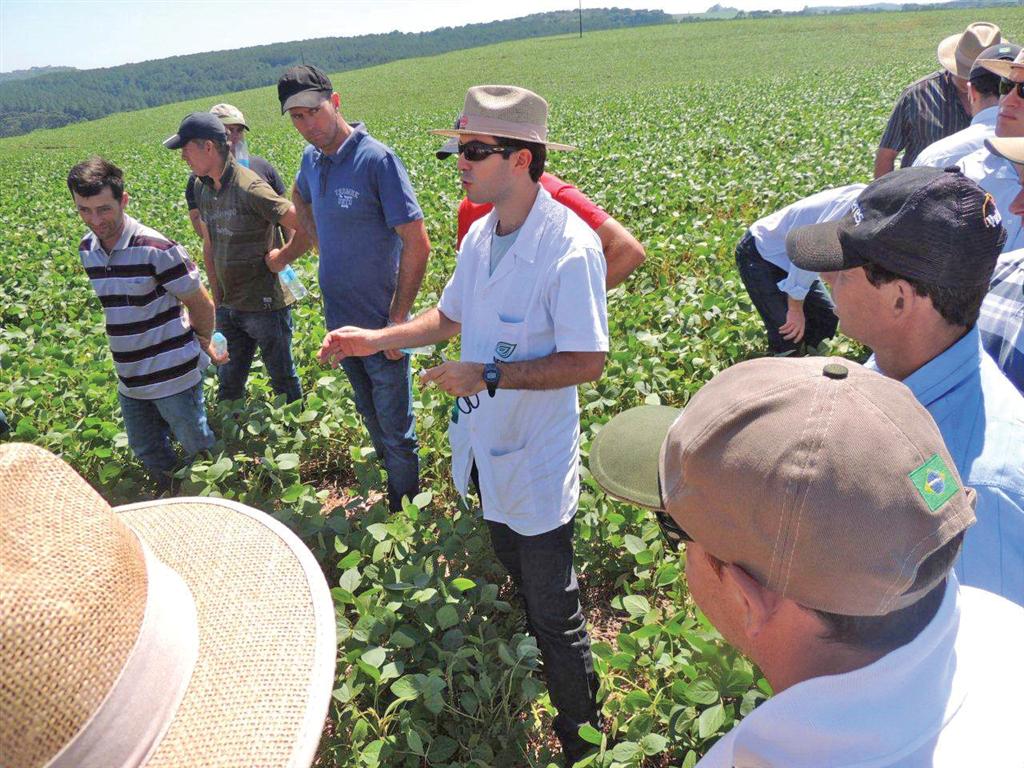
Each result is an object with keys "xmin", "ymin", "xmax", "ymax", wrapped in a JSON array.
[{"xmin": 68, "ymin": 157, "xmax": 224, "ymax": 491}]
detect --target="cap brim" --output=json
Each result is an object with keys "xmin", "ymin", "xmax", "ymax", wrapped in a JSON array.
[
  {"xmin": 163, "ymin": 134, "xmax": 185, "ymax": 149},
  {"xmin": 429, "ymin": 128, "xmax": 575, "ymax": 152},
  {"xmin": 435, "ymin": 136, "xmax": 459, "ymax": 160},
  {"xmin": 985, "ymin": 136, "xmax": 1024, "ymax": 164},
  {"xmin": 280, "ymin": 91, "xmax": 332, "ymax": 115},
  {"xmin": 116, "ymin": 497, "xmax": 336, "ymax": 766},
  {"xmin": 590, "ymin": 405, "xmax": 681, "ymax": 510},
  {"xmin": 786, "ymin": 217, "xmax": 867, "ymax": 273},
  {"xmin": 978, "ymin": 57, "xmax": 1022, "ymax": 78}
]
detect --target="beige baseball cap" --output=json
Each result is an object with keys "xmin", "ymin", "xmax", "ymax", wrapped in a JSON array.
[
  {"xmin": 986, "ymin": 135, "xmax": 1024, "ymax": 163},
  {"xmin": 937, "ymin": 21, "xmax": 1001, "ymax": 79},
  {"xmin": 589, "ymin": 357, "xmax": 976, "ymax": 617},
  {"xmin": 430, "ymin": 84, "xmax": 575, "ymax": 150},
  {"xmin": 980, "ymin": 45, "xmax": 1024, "ymax": 79},
  {"xmin": 209, "ymin": 102, "xmax": 249, "ymax": 130}
]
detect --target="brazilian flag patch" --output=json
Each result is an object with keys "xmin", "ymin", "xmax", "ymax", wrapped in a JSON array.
[{"xmin": 909, "ymin": 454, "xmax": 959, "ymax": 511}]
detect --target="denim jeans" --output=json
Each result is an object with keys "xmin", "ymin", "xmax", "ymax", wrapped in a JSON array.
[
  {"xmin": 340, "ymin": 353, "xmax": 418, "ymax": 511},
  {"xmin": 486, "ymin": 518, "xmax": 600, "ymax": 762},
  {"xmin": 216, "ymin": 305, "xmax": 302, "ymax": 402},
  {"xmin": 118, "ymin": 380, "xmax": 215, "ymax": 482},
  {"xmin": 472, "ymin": 458, "xmax": 598, "ymax": 764},
  {"xmin": 735, "ymin": 230, "xmax": 838, "ymax": 354}
]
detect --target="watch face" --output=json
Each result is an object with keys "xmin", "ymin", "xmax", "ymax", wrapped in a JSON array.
[{"xmin": 485, "ymin": 366, "xmax": 499, "ymax": 383}]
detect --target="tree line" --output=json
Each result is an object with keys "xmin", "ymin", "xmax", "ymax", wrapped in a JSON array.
[{"xmin": 0, "ymin": 9, "xmax": 670, "ymax": 139}]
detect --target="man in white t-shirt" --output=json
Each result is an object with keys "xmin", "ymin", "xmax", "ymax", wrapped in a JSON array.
[
  {"xmin": 913, "ymin": 42, "xmax": 1020, "ymax": 168},
  {"xmin": 590, "ymin": 357, "xmax": 1024, "ymax": 767},
  {"xmin": 736, "ymin": 184, "xmax": 863, "ymax": 355},
  {"xmin": 318, "ymin": 85, "xmax": 609, "ymax": 766}
]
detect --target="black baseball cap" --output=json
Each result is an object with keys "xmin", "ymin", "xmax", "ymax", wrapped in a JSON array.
[
  {"xmin": 162, "ymin": 112, "xmax": 227, "ymax": 149},
  {"xmin": 970, "ymin": 42, "xmax": 1022, "ymax": 85},
  {"xmin": 786, "ymin": 166, "xmax": 1006, "ymax": 289},
  {"xmin": 278, "ymin": 65, "xmax": 333, "ymax": 114}
]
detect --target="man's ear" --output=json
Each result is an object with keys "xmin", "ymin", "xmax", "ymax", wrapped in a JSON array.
[
  {"xmin": 514, "ymin": 147, "xmax": 533, "ymax": 174},
  {"xmin": 121, "ymin": 192, "xmax": 129, "ymax": 209},
  {"xmin": 722, "ymin": 564, "xmax": 780, "ymax": 639},
  {"xmin": 331, "ymin": 92, "xmax": 341, "ymax": 109}
]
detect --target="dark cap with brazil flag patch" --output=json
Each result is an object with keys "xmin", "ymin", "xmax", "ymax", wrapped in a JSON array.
[{"xmin": 589, "ymin": 356, "xmax": 976, "ymax": 617}]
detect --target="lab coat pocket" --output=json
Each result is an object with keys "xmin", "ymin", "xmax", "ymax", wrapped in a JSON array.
[
  {"xmin": 492, "ymin": 319, "xmax": 527, "ymax": 363},
  {"xmin": 487, "ymin": 444, "xmax": 535, "ymax": 519}
]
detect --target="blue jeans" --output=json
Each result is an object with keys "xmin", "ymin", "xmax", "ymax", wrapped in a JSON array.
[
  {"xmin": 486, "ymin": 515, "xmax": 600, "ymax": 763},
  {"xmin": 735, "ymin": 230, "xmax": 838, "ymax": 354},
  {"xmin": 216, "ymin": 305, "xmax": 302, "ymax": 402},
  {"xmin": 340, "ymin": 353, "xmax": 419, "ymax": 511},
  {"xmin": 118, "ymin": 380, "xmax": 215, "ymax": 481}
]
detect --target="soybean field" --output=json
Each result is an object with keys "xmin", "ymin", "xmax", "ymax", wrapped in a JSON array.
[{"xmin": 1, "ymin": 8, "xmax": 1020, "ymax": 767}]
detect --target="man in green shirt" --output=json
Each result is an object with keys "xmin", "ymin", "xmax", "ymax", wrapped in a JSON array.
[{"xmin": 165, "ymin": 112, "xmax": 311, "ymax": 403}]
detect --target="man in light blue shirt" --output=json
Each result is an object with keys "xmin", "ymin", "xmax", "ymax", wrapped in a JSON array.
[
  {"xmin": 914, "ymin": 42, "xmax": 1019, "ymax": 169},
  {"xmin": 788, "ymin": 166, "xmax": 1024, "ymax": 607}
]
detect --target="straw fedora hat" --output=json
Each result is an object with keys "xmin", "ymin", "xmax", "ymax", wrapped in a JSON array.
[
  {"xmin": 0, "ymin": 443, "xmax": 336, "ymax": 768},
  {"xmin": 979, "ymin": 45, "xmax": 1024, "ymax": 80},
  {"xmin": 937, "ymin": 22, "xmax": 1001, "ymax": 79},
  {"xmin": 431, "ymin": 84, "xmax": 575, "ymax": 151}
]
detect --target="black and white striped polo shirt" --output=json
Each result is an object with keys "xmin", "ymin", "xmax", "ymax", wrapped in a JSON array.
[{"xmin": 79, "ymin": 215, "xmax": 207, "ymax": 400}]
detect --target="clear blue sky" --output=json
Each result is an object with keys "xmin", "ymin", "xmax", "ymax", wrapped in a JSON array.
[{"xmin": 0, "ymin": 0, "xmax": 952, "ymax": 73}]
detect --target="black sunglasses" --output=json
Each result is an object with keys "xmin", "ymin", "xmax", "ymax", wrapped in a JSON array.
[
  {"xmin": 457, "ymin": 141, "xmax": 517, "ymax": 162},
  {"xmin": 655, "ymin": 470, "xmax": 691, "ymax": 547},
  {"xmin": 999, "ymin": 77, "xmax": 1024, "ymax": 99}
]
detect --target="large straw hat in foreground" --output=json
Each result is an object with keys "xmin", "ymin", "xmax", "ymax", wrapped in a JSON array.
[{"xmin": 0, "ymin": 443, "xmax": 336, "ymax": 768}]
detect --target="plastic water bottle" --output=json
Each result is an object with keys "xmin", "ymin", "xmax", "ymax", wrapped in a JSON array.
[
  {"xmin": 211, "ymin": 332, "xmax": 227, "ymax": 358},
  {"xmin": 279, "ymin": 265, "xmax": 308, "ymax": 301},
  {"xmin": 401, "ymin": 344, "xmax": 435, "ymax": 356},
  {"xmin": 235, "ymin": 138, "xmax": 250, "ymax": 168}
]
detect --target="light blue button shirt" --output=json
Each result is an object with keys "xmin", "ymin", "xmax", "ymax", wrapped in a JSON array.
[
  {"xmin": 869, "ymin": 328, "xmax": 1024, "ymax": 606},
  {"xmin": 912, "ymin": 105, "xmax": 999, "ymax": 169}
]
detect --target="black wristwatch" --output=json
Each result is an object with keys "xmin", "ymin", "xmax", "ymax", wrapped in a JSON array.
[{"xmin": 483, "ymin": 363, "xmax": 501, "ymax": 398}]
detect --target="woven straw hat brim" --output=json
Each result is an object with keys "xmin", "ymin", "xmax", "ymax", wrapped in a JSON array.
[
  {"xmin": 115, "ymin": 497, "xmax": 336, "ymax": 768},
  {"xmin": 429, "ymin": 128, "xmax": 575, "ymax": 151}
]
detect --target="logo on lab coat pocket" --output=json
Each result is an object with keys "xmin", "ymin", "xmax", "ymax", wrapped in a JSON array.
[{"xmin": 494, "ymin": 341, "xmax": 517, "ymax": 360}]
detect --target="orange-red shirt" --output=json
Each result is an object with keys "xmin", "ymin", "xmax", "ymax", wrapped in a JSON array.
[{"xmin": 456, "ymin": 172, "xmax": 609, "ymax": 249}]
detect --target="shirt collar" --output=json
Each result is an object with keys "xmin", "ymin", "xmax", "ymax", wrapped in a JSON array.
[
  {"xmin": 971, "ymin": 104, "xmax": 999, "ymax": 127},
  {"xmin": 317, "ymin": 122, "xmax": 367, "ymax": 166},
  {"xmin": 719, "ymin": 577, "xmax": 962, "ymax": 768},
  {"xmin": 901, "ymin": 327, "xmax": 981, "ymax": 408},
  {"xmin": 198, "ymin": 153, "xmax": 236, "ymax": 189},
  {"xmin": 89, "ymin": 213, "xmax": 140, "ymax": 255}
]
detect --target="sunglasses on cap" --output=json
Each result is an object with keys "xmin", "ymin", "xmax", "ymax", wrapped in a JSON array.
[
  {"xmin": 458, "ymin": 141, "xmax": 517, "ymax": 162},
  {"xmin": 656, "ymin": 470, "xmax": 691, "ymax": 547},
  {"xmin": 999, "ymin": 78, "xmax": 1024, "ymax": 99}
]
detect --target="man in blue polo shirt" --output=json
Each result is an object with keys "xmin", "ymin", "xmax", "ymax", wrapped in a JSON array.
[
  {"xmin": 788, "ymin": 166, "xmax": 1024, "ymax": 607},
  {"xmin": 272, "ymin": 65, "xmax": 431, "ymax": 512}
]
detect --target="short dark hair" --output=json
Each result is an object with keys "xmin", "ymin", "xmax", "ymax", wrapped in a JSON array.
[
  {"xmin": 863, "ymin": 261, "xmax": 989, "ymax": 328},
  {"xmin": 67, "ymin": 157, "xmax": 124, "ymax": 200},
  {"xmin": 969, "ymin": 70, "xmax": 1002, "ymax": 99},
  {"xmin": 187, "ymin": 137, "xmax": 229, "ymax": 162},
  {"xmin": 501, "ymin": 138, "xmax": 546, "ymax": 183},
  {"xmin": 812, "ymin": 531, "xmax": 964, "ymax": 654}
]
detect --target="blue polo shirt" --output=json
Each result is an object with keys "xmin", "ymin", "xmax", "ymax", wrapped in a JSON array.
[
  {"xmin": 868, "ymin": 328, "xmax": 1024, "ymax": 606},
  {"xmin": 295, "ymin": 123, "xmax": 422, "ymax": 331}
]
